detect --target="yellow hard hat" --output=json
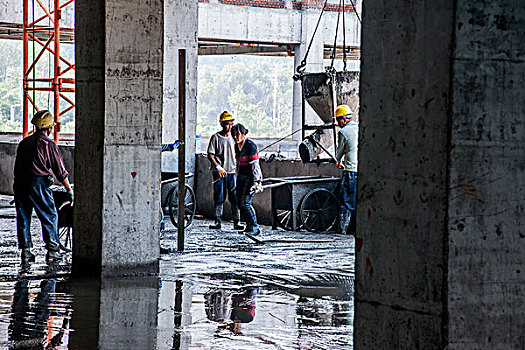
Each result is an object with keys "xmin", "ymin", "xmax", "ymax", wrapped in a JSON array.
[
  {"xmin": 219, "ymin": 111, "xmax": 235, "ymax": 123},
  {"xmin": 31, "ymin": 110, "xmax": 55, "ymax": 128},
  {"xmin": 335, "ymin": 105, "xmax": 352, "ymax": 119}
]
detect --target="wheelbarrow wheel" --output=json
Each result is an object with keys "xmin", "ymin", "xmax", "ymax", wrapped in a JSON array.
[
  {"xmin": 59, "ymin": 227, "xmax": 72, "ymax": 252},
  {"xmin": 168, "ymin": 184, "xmax": 197, "ymax": 228},
  {"xmin": 274, "ymin": 184, "xmax": 300, "ymax": 231},
  {"xmin": 299, "ymin": 188, "xmax": 339, "ymax": 232},
  {"xmin": 56, "ymin": 200, "xmax": 73, "ymax": 252}
]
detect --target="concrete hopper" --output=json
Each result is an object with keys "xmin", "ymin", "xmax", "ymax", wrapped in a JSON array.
[
  {"xmin": 298, "ymin": 71, "xmax": 360, "ymax": 163},
  {"xmin": 301, "ymin": 71, "xmax": 360, "ymax": 123}
]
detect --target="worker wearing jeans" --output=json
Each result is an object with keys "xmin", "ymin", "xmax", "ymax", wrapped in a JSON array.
[
  {"xmin": 232, "ymin": 123, "xmax": 263, "ymax": 236},
  {"xmin": 14, "ymin": 110, "xmax": 73, "ymax": 264},
  {"xmin": 334, "ymin": 105, "xmax": 358, "ymax": 235},
  {"xmin": 207, "ymin": 111, "xmax": 243, "ymax": 230}
]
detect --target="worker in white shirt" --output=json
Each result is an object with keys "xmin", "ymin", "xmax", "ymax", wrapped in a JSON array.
[{"xmin": 207, "ymin": 111, "xmax": 244, "ymax": 230}]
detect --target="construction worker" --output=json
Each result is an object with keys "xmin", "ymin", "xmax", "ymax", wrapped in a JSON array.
[
  {"xmin": 232, "ymin": 123, "xmax": 263, "ymax": 236},
  {"xmin": 13, "ymin": 110, "xmax": 73, "ymax": 264},
  {"xmin": 207, "ymin": 111, "xmax": 244, "ymax": 230},
  {"xmin": 334, "ymin": 105, "xmax": 358, "ymax": 235}
]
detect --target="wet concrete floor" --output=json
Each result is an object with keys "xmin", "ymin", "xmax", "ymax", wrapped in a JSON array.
[{"xmin": 0, "ymin": 195, "xmax": 354, "ymax": 349}]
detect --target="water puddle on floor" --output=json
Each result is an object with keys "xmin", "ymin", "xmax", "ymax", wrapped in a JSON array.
[{"xmin": 0, "ymin": 221, "xmax": 354, "ymax": 349}]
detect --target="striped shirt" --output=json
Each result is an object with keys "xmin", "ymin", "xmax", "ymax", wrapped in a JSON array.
[{"xmin": 235, "ymin": 139, "xmax": 259, "ymax": 176}]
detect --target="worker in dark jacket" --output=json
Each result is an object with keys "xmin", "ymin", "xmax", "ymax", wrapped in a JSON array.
[{"xmin": 13, "ymin": 110, "xmax": 73, "ymax": 264}]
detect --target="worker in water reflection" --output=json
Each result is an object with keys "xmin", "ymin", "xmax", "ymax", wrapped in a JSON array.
[
  {"xmin": 230, "ymin": 287, "xmax": 259, "ymax": 334},
  {"xmin": 207, "ymin": 111, "xmax": 244, "ymax": 231},
  {"xmin": 232, "ymin": 124, "xmax": 263, "ymax": 236},
  {"xmin": 14, "ymin": 110, "xmax": 73, "ymax": 264},
  {"xmin": 9, "ymin": 279, "xmax": 67, "ymax": 348},
  {"xmin": 334, "ymin": 105, "xmax": 358, "ymax": 235}
]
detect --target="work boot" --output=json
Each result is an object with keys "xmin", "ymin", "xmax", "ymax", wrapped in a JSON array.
[
  {"xmin": 338, "ymin": 209, "xmax": 352, "ymax": 234},
  {"xmin": 209, "ymin": 223, "xmax": 222, "ymax": 229},
  {"xmin": 233, "ymin": 220, "xmax": 244, "ymax": 231},
  {"xmin": 210, "ymin": 204, "xmax": 223, "ymax": 229},
  {"xmin": 240, "ymin": 227, "xmax": 261, "ymax": 236},
  {"xmin": 21, "ymin": 248, "xmax": 35, "ymax": 264},
  {"xmin": 45, "ymin": 250, "xmax": 63, "ymax": 263}
]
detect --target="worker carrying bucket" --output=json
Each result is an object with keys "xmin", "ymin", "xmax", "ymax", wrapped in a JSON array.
[{"xmin": 334, "ymin": 105, "xmax": 358, "ymax": 235}]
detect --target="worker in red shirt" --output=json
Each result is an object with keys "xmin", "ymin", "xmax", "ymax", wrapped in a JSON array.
[{"xmin": 13, "ymin": 110, "xmax": 73, "ymax": 264}]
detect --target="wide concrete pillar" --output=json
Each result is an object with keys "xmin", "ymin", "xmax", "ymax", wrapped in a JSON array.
[
  {"xmin": 292, "ymin": 8, "xmax": 325, "ymax": 142},
  {"xmin": 69, "ymin": 277, "xmax": 160, "ymax": 348},
  {"xmin": 74, "ymin": 0, "xmax": 164, "ymax": 275},
  {"xmin": 162, "ymin": 0, "xmax": 198, "ymax": 174},
  {"xmin": 355, "ymin": 0, "xmax": 524, "ymax": 348}
]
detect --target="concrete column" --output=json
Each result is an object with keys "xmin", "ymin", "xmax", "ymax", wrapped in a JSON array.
[
  {"xmin": 69, "ymin": 277, "xmax": 160, "ymax": 349},
  {"xmin": 98, "ymin": 277, "xmax": 159, "ymax": 348},
  {"xmin": 292, "ymin": 10, "xmax": 325, "ymax": 142},
  {"xmin": 74, "ymin": 0, "xmax": 163, "ymax": 275},
  {"xmin": 447, "ymin": 1, "xmax": 524, "ymax": 347},
  {"xmin": 355, "ymin": 0, "xmax": 524, "ymax": 348},
  {"xmin": 162, "ymin": 0, "xmax": 198, "ymax": 175}
]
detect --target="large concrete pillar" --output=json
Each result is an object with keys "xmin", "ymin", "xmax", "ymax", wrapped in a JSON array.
[
  {"xmin": 292, "ymin": 7, "xmax": 325, "ymax": 142},
  {"xmin": 69, "ymin": 277, "xmax": 160, "ymax": 349},
  {"xmin": 162, "ymin": 0, "xmax": 198, "ymax": 174},
  {"xmin": 355, "ymin": 0, "xmax": 524, "ymax": 348},
  {"xmin": 74, "ymin": 0, "xmax": 164, "ymax": 275}
]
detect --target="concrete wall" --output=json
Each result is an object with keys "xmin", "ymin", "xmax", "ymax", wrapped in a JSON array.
[
  {"xmin": 447, "ymin": 1, "xmax": 524, "ymax": 347},
  {"xmin": 194, "ymin": 153, "xmax": 340, "ymax": 225},
  {"xmin": 355, "ymin": 0, "xmax": 524, "ymax": 348},
  {"xmin": 0, "ymin": 141, "xmax": 74, "ymax": 195}
]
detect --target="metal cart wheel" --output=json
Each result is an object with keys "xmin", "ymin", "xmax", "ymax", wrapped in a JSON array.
[
  {"xmin": 56, "ymin": 201, "xmax": 73, "ymax": 252},
  {"xmin": 168, "ymin": 184, "xmax": 197, "ymax": 228},
  {"xmin": 274, "ymin": 184, "xmax": 300, "ymax": 230},
  {"xmin": 299, "ymin": 188, "xmax": 339, "ymax": 232},
  {"xmin": 59, "ymin": 227, "xmax": 72, "ymax": 252}
]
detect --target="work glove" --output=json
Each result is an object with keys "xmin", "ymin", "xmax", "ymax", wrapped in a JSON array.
[
  {"xmin": 216, "ymin": 165, "xmax": 227, "ymax": 178},
  {"xmin": 67, "ymin": 190, "xmax": 74, "ymax": 206},
  {"xmin": 250, "ymin": 182, "xmax": 263, "ymax": 195}
]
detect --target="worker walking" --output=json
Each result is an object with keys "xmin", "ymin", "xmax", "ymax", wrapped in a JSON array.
[
  {"xmin": 207, "ymin": 111, "xmax": 244, "ymax": 230},
  {"xmin": 13, "ymin": 110, "xmax": 73, "ymax": 264},
  {"xmin": 232, "ymin": 124, "xmax": 263, "ymax": 236},
  {"xmin": 334, "ymin": 105, "xmax": 358, "ymax": 235}
]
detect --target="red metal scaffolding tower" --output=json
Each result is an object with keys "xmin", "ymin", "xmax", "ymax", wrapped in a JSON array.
[{"xmin": 23, "ymin": 0, "xmax": 75, "ymax": 143}]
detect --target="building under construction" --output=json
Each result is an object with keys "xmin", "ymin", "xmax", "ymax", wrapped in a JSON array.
[{"xmin": 0, "ymin": 0, "xmax": 523, "ymax": 348}]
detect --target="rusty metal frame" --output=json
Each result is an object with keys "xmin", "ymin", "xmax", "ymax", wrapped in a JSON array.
[{"xmin": 23, "ymin": 0, "xmax": 75, "ymax": 143}]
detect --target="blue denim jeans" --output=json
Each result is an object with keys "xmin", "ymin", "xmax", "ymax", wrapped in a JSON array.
[
  {"xmin": 213, "ymin": 173, "xmax": 238, "ymax": 206},
  {"xmin": 236, "ymin": 174, "xmax": 258, "ymax": 230},
  {"xmin": 14, "ymin": 176, "xmax": 60, "ymax": 251},
  {"xmin": 340, "ymin": 171, "xmax": 357, "ymax": 211}
]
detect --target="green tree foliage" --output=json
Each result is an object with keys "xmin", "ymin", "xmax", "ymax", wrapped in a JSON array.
[
  {"xmin": 197, "ymin": 56, "xmax": 294, "ymax": 138},
  {"xmin": 0, "ymin": 39, "xmax": 75, "ymax": 133}
]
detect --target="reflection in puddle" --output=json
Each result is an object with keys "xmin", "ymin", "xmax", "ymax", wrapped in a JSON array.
[
  {"xmin": 2, "ymin": 279, "xmax": 71, "ymax": 349},
  {"xmin": 0, "ymin": 275, "xmax": 352, "ymax": 349},
  {"xmin": 0, "ymin": 226, "xmax": 354, "ymax": 349}
]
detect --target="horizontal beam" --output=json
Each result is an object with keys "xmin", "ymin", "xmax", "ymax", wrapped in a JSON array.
[{"xmin": 199, "ymin": 44, "xmax": 288, "ymax": 55}]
